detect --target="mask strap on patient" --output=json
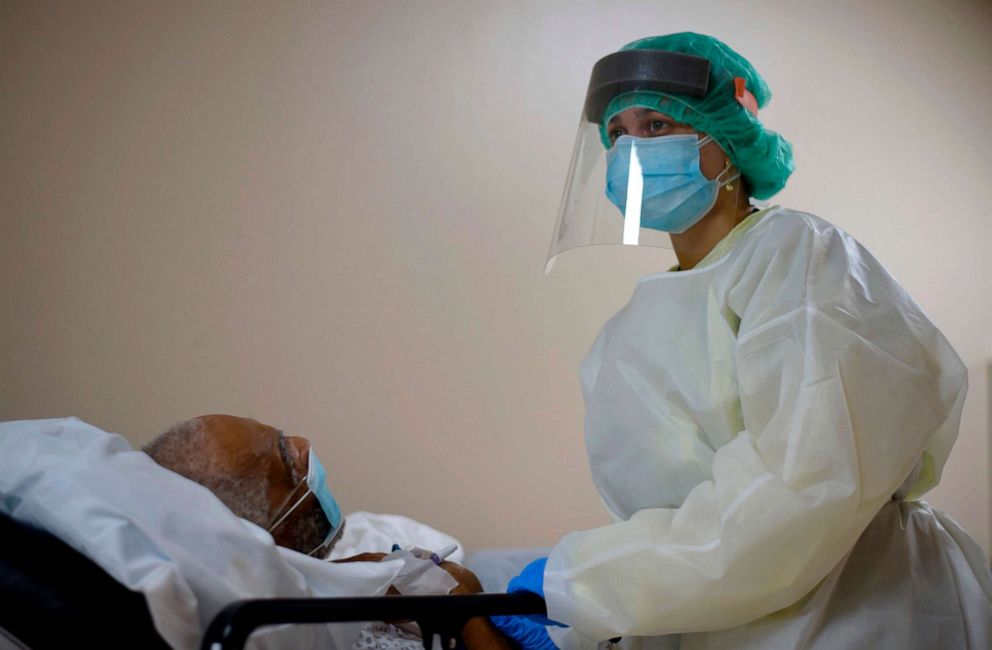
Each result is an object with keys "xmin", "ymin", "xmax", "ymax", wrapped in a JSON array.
[
  {"xmin": 267, "ymin": 448, "xmax": 345, "ymax": 557},
  {"xmin": 267, "ymin": 481, "xmax": 310, "ymax": 533}
]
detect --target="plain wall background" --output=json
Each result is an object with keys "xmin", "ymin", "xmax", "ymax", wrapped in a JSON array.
[{"xmin": 2, "ymin": 0, "xmax": 990, "ymax": 556}]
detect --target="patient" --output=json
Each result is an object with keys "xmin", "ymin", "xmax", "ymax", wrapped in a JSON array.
[
  {"xmin": 144, "ymin": 414, "xmax": 513, "ymax": 650},
  {"xmin": 144, "ymin": 414, "xmax": 341, "ymax": 557}
]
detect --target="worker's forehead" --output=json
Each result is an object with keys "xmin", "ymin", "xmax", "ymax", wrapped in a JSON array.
[{"xmin": 607, "ymin": 107, "xmax": 678, "ymax": 126}]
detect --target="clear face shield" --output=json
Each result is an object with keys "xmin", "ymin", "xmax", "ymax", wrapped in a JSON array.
[
  {"xmin": 546, "ymin": 49, "xmax": 740, "ymax": 273},
  {"xmin": 267, "ymin": 447, "xmax": 344, "ymax": 559}
]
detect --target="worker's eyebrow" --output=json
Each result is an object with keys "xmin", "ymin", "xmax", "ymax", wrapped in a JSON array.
[
  {"xmin": 607, "ymin": 107, "xmax": 659, "ymax": 128},
  {"xmin": 275, "ymin": 431, "xmax": 300, "ymax": 484}
]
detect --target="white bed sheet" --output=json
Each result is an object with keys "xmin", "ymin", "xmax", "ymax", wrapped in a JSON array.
[{"xmin": 0, "ymin": 418, "xmax": 458, "ymax": 650}]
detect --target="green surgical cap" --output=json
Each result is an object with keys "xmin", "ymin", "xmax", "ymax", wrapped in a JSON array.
[{"xmin": 600, "ymin": 32, "xmax": 794, "ymax": 200}]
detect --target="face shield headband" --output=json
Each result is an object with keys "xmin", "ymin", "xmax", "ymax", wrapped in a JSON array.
[{"xmin": 583, "ymin": 49, "xmax": 710, "ymax": 125}]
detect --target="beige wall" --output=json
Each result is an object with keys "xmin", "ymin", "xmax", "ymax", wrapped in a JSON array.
[{"xmin": 2, "ymin": 0, "xmax": 990, "ymax": 556}]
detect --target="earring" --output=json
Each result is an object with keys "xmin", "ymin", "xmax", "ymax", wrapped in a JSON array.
[{"xmin": 723, "ymin": 159, "xmax": 734, "ymax": 191}]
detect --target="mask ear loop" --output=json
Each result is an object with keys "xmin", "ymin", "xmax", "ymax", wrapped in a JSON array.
[
  {"xmin": 267, "ymin": 479, "xmax": 310, "ymax": 532},
  {"xmin": 718, "ymin": 158, "xmax": 741, "ymax": 191},
  {"xmin": 697, "ymin": 136, "xmax": 740, "ymax": 190}
]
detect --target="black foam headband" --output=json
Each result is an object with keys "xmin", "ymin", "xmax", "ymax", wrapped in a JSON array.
[{"xmin": 583, "ymin": 49, "xmax": 710, "ymax": 124}]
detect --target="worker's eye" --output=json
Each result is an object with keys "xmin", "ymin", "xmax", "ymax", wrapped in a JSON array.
[
  {"xmin": 647, "ymin": 119, "xmax": 670, "ymax": 135},
  {"xmin": 608, "ymin": 127, "xmax": 626, "ymax": 145}
]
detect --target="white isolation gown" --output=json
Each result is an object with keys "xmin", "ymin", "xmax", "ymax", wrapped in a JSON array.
[{"xmin": 543, "ymin": 207, "xmax": 992, "ymax": 649}]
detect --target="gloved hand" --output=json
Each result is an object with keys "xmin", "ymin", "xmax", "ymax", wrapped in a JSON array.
[
  {"xmin": 507, "ymin": 557, "xmax": 548, "ymax": 598},
  {"xmin": 490, "ymin": 615, "xmax": 559, "ymax": 650},
  {"xmin": 490, "ymin": 557, "xmax": 567, "ymax": 647},
  {"xmin": 507, "ymin": 557, "xmax": 564, "ymax": 626}
]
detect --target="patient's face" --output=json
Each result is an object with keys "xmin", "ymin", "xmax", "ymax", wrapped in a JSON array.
[
  {"xmin": 192, "ymin": 414, "xmax": 332, "ymax": 553},
  {"xmin": 193, "ymin": 414, "xmax": 306, "ymax": 512}
]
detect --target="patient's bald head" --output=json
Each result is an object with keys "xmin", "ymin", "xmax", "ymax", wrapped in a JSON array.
[{"xmin": 144, "ymin": 415, "xmax": 337, "ymax": 555}]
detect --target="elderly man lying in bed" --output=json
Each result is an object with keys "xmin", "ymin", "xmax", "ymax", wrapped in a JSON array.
[
  {"xmin": 144, "ymin": 414, "xmax": 346, "ymax": 560},
  {"xmin": 0, "ymin": 416, "xmax": 515, "ymax": 650},
  {"xmin": 145, "ymin": 414, "xmax": 515, "ymax": 650}
]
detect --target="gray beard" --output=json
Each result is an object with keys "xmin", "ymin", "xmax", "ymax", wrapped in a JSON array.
[{"xmin": 281, "ymin": 500, "xmax": 343, "ymax": 556}]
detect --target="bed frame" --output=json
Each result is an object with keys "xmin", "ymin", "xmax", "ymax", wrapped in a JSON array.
[
  {"xmin": 0, "ymin": 511, "xmax": 544, "ymax": 650},
  {"xmin": 202, "ymin": 592, "xmax": 544, "ymax": 650}
]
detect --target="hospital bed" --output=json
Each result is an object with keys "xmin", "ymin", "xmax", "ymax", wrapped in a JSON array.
[
  {"xmin": 0, "ymin": 511, "xmax": 547, "ymax": 650},
  {"xmin": 202, "ymin": 592, "xmax": 544, "ymax": 650}
]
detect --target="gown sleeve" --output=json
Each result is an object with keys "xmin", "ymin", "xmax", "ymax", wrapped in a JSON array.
[{"xmin": 543, "ymin": 216, "xmax": 968, "ymax": 639}]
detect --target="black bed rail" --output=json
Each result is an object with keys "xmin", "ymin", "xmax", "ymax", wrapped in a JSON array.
[{"xmin": 201, "ymin": 592, "xmax": 547, "ymax": 650}]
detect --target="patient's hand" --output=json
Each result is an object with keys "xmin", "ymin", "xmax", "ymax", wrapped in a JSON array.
[
  {"xmin": 333, "ymin": 552, "xmax": 388, "ymax": 563},
  {"xmin": 438, "ymin": 564, "xmax": 516, "ymax": 650},
  {"xmin": 439, "ymin": 561, "xmax": 482, "ymax": 595},
  {"xmin": 334, "ymin": 555, "xmax": 514, "ymax": 650},
  {"xmin": 334, "ymin": 554, "xmax": 482, "ymax": 594},
  {"xmin": 462, "ymin": 617, "xmax": 518, "ymax": 650},
  {"xmin": 332, "ymin": 554, "xmax": 484, "ymax": 598}
]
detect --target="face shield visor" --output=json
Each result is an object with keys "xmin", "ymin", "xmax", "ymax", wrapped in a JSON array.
[
  {"xmin": 267, "ymin": 447, "xmax": 344, "ymax": 559},
  {"xmin": 546, "ymin": 49, "xmax": 740, "ymax": 273}
]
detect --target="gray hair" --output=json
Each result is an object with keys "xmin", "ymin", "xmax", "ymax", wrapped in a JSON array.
[
  {"xmin": 143, "ymin": 418, "xmax": 269, "ymax": 527},
  {"xmin": 144, "ymin": 417, "xmax": 343, "ymax": 556}
]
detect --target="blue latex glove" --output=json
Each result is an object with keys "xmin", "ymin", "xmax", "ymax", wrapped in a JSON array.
[
  {"xmin": 507, "ymin": 557, "xmax": 564, "ymax": 626},
  {"xmin": 507, "ymin": 557, "xmax": 548, "ymax": 598},
  {"xmin": 490, "ymin": 615, "xmax": 558, "ymax": 650},
  {"xmin": 490, "ymin": 557, "xmax": 568, "ymax": 648}
]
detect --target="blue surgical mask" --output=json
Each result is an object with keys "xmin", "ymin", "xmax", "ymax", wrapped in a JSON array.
[
  {"xmin": 268, "ymin": 447, "xmax": 344, "ymax": 557},
  {"xmin": 605, "ymin": 134, "xmax": 736, "ymax": 234}
]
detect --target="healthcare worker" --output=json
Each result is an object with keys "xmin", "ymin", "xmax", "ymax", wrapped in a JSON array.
[{"xmin": 493, "ymin": 33, "xmax": 992, "ymax": 650}]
